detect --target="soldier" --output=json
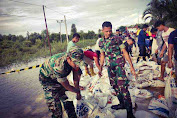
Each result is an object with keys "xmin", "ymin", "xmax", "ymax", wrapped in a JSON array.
[
  {"xmin": 99, "ymin": 21, "xmax": 136, "ymax": 118},
  {"xmin": 39, "ymin": 47, "xmax": 84, "ymax": 118}
]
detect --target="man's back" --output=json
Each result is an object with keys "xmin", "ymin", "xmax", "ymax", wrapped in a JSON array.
[
  {"xmin": 138, "ymin": 30, "xmax": 146, "ymax": 45},
  {"xmin": 67, "ymin": 41, "xmax": 75, "ymax": 53}
]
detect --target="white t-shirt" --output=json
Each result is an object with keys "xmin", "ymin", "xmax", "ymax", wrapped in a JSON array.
[
  {"xmin": 95, "ymin": 38, "xmax": 101, "ymax": 51},
  {"xmin": 162, "ymin": 27, "xmax": 175, "ymax": 48},
  {"xmin": 151, "ymin": 38, "xmax": 158, "ymax": 54}
]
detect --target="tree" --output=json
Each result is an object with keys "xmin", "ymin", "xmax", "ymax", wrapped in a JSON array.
[
  {"xmin": 143, "ymin": 0, "xmax": 177, "ymax": 27},
  {"xmin": 119, "ymin": 26, "xmax": 126, "ymax": 32},
  {"xmin": 98, "ymin": 29, "xmax": 102, "ymax": 34},
  {"xmin": 18, "ymin": 35, "xmax": 25, "ymax": 42},
  {"xmin": 87, "ymin": 30, "xmax": 95, "ymax": 39},
  {"xmin": 26, "ymin": 31, "xmax": 29, "ymax": 40},
  {"xmin": 29, "ymin": 32, "xmax": 39, "ymax": 45},
  {"xmin": 71, "ymin": 24, "xmax": 77, "ymax": 35}
]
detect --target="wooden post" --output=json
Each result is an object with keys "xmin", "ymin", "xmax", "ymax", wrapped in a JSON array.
[
  {"xmin": 57, "ymin": 20, "xmax": 63, "ymax": 43},
  {"xmin": 43, "ymin": 5, "xmax": 52, "ymax": 56}
]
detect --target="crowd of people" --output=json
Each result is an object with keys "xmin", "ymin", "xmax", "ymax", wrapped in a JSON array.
[{"xmin": 38, "ymin": 20, "xmax": 176, "ymax": 118}]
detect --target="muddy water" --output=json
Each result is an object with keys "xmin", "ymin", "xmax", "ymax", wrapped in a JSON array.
[{"xmin": 0, "ymin": 58, "xmax": 51, "ymax": 118}]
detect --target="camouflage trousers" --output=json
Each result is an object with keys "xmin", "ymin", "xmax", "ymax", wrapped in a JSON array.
[
  {"xmin": 39, "ymin": 74, "xmax": 77, "ymax": 118},
  {"xmin": 107, "ymin": 59, "xmax": 132, "ymax": 112}
]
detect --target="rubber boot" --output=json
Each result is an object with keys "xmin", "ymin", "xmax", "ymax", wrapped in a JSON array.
[
  {"xmin": 111, "ymin": 95, "xmax": 125, "ymax": 110},
  {"xmin": 85, "ymin": 69, "xmax": 89, "ymax": 76},
  {"xmin": 89, "ymin": 67, "xmax": 96, "ymax": 76}
]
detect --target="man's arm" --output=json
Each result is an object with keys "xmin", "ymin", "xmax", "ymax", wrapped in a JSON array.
[
  {"xmin": 73, "ymin": 69, "xmax": 81, "ymax": 100},
  {"xmin": 168, "ymin": 44, "xmax": 174, "ymax": 68},
  {"xmin": 93, "ymin": 56, "xmax": 101, "ymax": 72},
  {"xmin": 60, "ymin": 79, "xmax": 80, "ymax": 94},
  {"xmin": 159, "ymin": 43, "xmax": 167, "ymax": 58},
  {"xmin": 121, "ymin": 48, "xmax": 136, "ymax": 77},
  {"xmin": 100, "ymin": 52, "xmax": 105, "ymax": 68},
  {"xmin": 99, "ymin": 52, "xmax": 105, "ymax": 76}
]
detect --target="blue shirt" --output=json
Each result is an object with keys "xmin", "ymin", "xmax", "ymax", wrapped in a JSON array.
[
  {"xmin": 168, "ymin": 29, "xmax": 177, "ymax": 60},
  {"xmin": 67, "ymin": 41, "xmax": 75, "ymax": 53},
  {"xmin": 138, "ymin": 30, "xmax": 150, "ymax": 45}
]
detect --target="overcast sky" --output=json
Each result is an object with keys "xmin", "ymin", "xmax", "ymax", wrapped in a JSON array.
[{"xmin": 0, "ymin": 0, "xmax": 150, "ymax": 36}]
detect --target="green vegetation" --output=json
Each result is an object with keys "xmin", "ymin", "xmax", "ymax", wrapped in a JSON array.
[
  {"xmin": 0, "ymin": 32, "xmax": 97, "ymax": 67},
  {"xmin": 143, "ymin": 0, "xmax": 177, "ymax": 28}
]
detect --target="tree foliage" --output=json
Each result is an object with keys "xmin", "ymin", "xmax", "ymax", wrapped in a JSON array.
[
  {"xmin": 143, "ymin": 0, "xmax": 177, "ymax": 27},
  {"xmin": 118, "ymin": 26, "xmax": 126, "ymax": 32},
  {"xmin": 71, "ymin": 24, "xmax": 77, "ymax": 35}
]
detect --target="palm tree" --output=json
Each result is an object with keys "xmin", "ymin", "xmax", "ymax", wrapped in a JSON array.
[{"xmin": 143, "ymin": 0, "xmax": 177, "ymax": 27}]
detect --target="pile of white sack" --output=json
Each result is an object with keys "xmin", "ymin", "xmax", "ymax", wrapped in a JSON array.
[
  {"xmin": 66, "ymin": 67, "xmax": 127, "ymax": 118},
  {"xmin": 65, "ymin": 50, "xmax": 177, "ymax": 117}
]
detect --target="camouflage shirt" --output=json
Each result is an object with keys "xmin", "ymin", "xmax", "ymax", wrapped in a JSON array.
[
  {"xmin": 99, "ymin": 34, "xmax": 125, "ymax": 66},
  {"xmin": 39, "ymin": 52, "xmax": 72, "ymax": 83}
]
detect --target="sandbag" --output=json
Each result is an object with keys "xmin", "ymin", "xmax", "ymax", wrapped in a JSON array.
[
  {"xmin": 148, "ymin": 97, "xmax": 169, "ymax": 118},
  {"xmin": 135, "ymin": 89, "xmax": 153, "ymax": 98},
  {"xmin": 76, "ymin": 99, "xmax": 92, "ymax": 118},
  {"xmin": 164, "ymin": 76, "xmax": 173, "ymax": 108},
  {"xmin": 151, "ymin": 80, "xmax": 165, "ymax": 87},
  {"xmin": 135, "ymin": 110, "xmax": 159, "ymax": 118}
]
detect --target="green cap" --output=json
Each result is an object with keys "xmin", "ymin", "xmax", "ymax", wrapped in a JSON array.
[{"xmin": 68, "ymin": 46, "xmax": 85, "ymax": 67}]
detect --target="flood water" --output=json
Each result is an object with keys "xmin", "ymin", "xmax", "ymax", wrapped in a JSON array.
[{"xmin": 0, "ymin": 57, "xmax": 51, "ymax": 118}]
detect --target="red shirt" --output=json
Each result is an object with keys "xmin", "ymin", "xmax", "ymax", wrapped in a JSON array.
[{"xmin": 84, "ymin": 51, "xmax": 98, "ymax": 60}]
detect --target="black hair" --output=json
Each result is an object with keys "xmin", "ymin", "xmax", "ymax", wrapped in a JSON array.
[
  {"xmin": 151, "ymin": 28, "xmax": 158, "ymax": 33},
  {"xmin": 131, "ymin": 38, "xmax": 135, "ymax": 43},
  {"xmin": 102, "ymin": 21, "xmax": 112, "ymax": 28},
  {"xmin": 73, "ymin": 33, "xmax": 80, "ymax": 38},
  {"xmin": 154, "ymin": 20, "xmax": 165, "ymax": 28},
  {"xmin": 116, "ymin": 29, "xmax": 120, "ymax": 32},
  {"xmin": 142, "ymin": 24, "xmax": 149, "ymax": 29},
  {"xmin": 98, "ymin": 34, "xmax": 102, "ymax": 38},
  {"xmin": 87, "ymin": 49, "xmax": 93, "ymax": 52}
]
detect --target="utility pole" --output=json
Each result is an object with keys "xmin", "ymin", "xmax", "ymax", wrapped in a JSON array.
[
  {"xmin": 138, "ymin": 11, "xmax": 140, "ymax": 24},
  {"xmin": 43, "ymin": 5, "xmax": 52, "ymax": 56},
  {"xmin": 57, "ymin": 20, "xmax": 63, "ymax": 43},
  {"xmin": 64, "ymin": 15, "xmax": 69, "ymax": 43}
]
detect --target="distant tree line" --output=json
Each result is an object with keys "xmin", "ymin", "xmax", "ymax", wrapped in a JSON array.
[{"xmin": 0, "ymin": 23, "xmax": 100, "ymax": 67}]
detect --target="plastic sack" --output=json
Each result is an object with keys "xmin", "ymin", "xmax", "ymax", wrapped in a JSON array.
[
  {"xmin": 170, "ymin": 77, "xmax": 177, "ymax": 104},
  {"xmin": 164, "ymin": 76, "xmax": 173, "ymax": 108},
  {"xmin": 148, "ymin": 97, "xmax": 169, "ymax": 118},
  {"xmin": 128, "ymin": 87, "xmax": 139, "ymax": 108},
  {"xmin": 87, "ymin": 75, "xmax": 99, "ymax": 92},
  {"xmin": 76, "ymin": 99, "xmax": 92, "ymax": 118},
  {"xmin": 135, "ymin": 110, "xmax": 159, "ymax": 118},
  {"xmin": 135, "ymin": 89, "xmax": 153, "ymax": 98},
  {"xmin": 151, "ymin": 80, "xmax": 165, "ymax": 87}
]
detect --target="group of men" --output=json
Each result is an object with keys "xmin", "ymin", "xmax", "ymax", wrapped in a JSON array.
[
  {"xmin": 136, "ymin": 20, "xmax": 177, "ymax": 82},
  {"xmin": 38, "ymin": 20, "xmax": 177, "ymax": 118}
]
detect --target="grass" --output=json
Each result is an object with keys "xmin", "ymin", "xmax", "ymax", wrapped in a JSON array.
[{"xmin": 0, "ymin": 39, "xmax": 97, "ymax": 67}]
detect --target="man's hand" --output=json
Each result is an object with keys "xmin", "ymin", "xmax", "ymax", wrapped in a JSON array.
[
  {"xmin": 130, "ymin": 67, "xmax": 136, "ymax": 79},
  {"xmin": 98, "ymin": 71, "xmax": 102, "ymax": 77},
  {"xmin": 98, "ymin": 66, "xmax": 103, "ymax": 77},
  {"xmin": 76, "ymin": 93, "xmax": 81, "ymax": 100},
  {"xmin": 168, "ymin": 61, "xmax": 173, "ymax": 68},
  {"xmin": 155, "ymin": 49, "xmax": 158, "ymax": 54},
  {"xmin": 159, "ymin": 51, "xmax": 164, "ymax": 58}
]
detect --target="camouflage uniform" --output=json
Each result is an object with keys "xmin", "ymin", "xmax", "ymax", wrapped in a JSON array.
[
  {"xmin": 99, "ymin": 35, "xmax": 132, "ymax": 112},
  {"xmin": 39, "ymin": 48, "xmax": 84, "ymax": 118}
]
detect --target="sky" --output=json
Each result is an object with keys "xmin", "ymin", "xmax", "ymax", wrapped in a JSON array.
[{"xmin": 0, "ymin": 0, "xmax": 151, "ymax": 36}]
